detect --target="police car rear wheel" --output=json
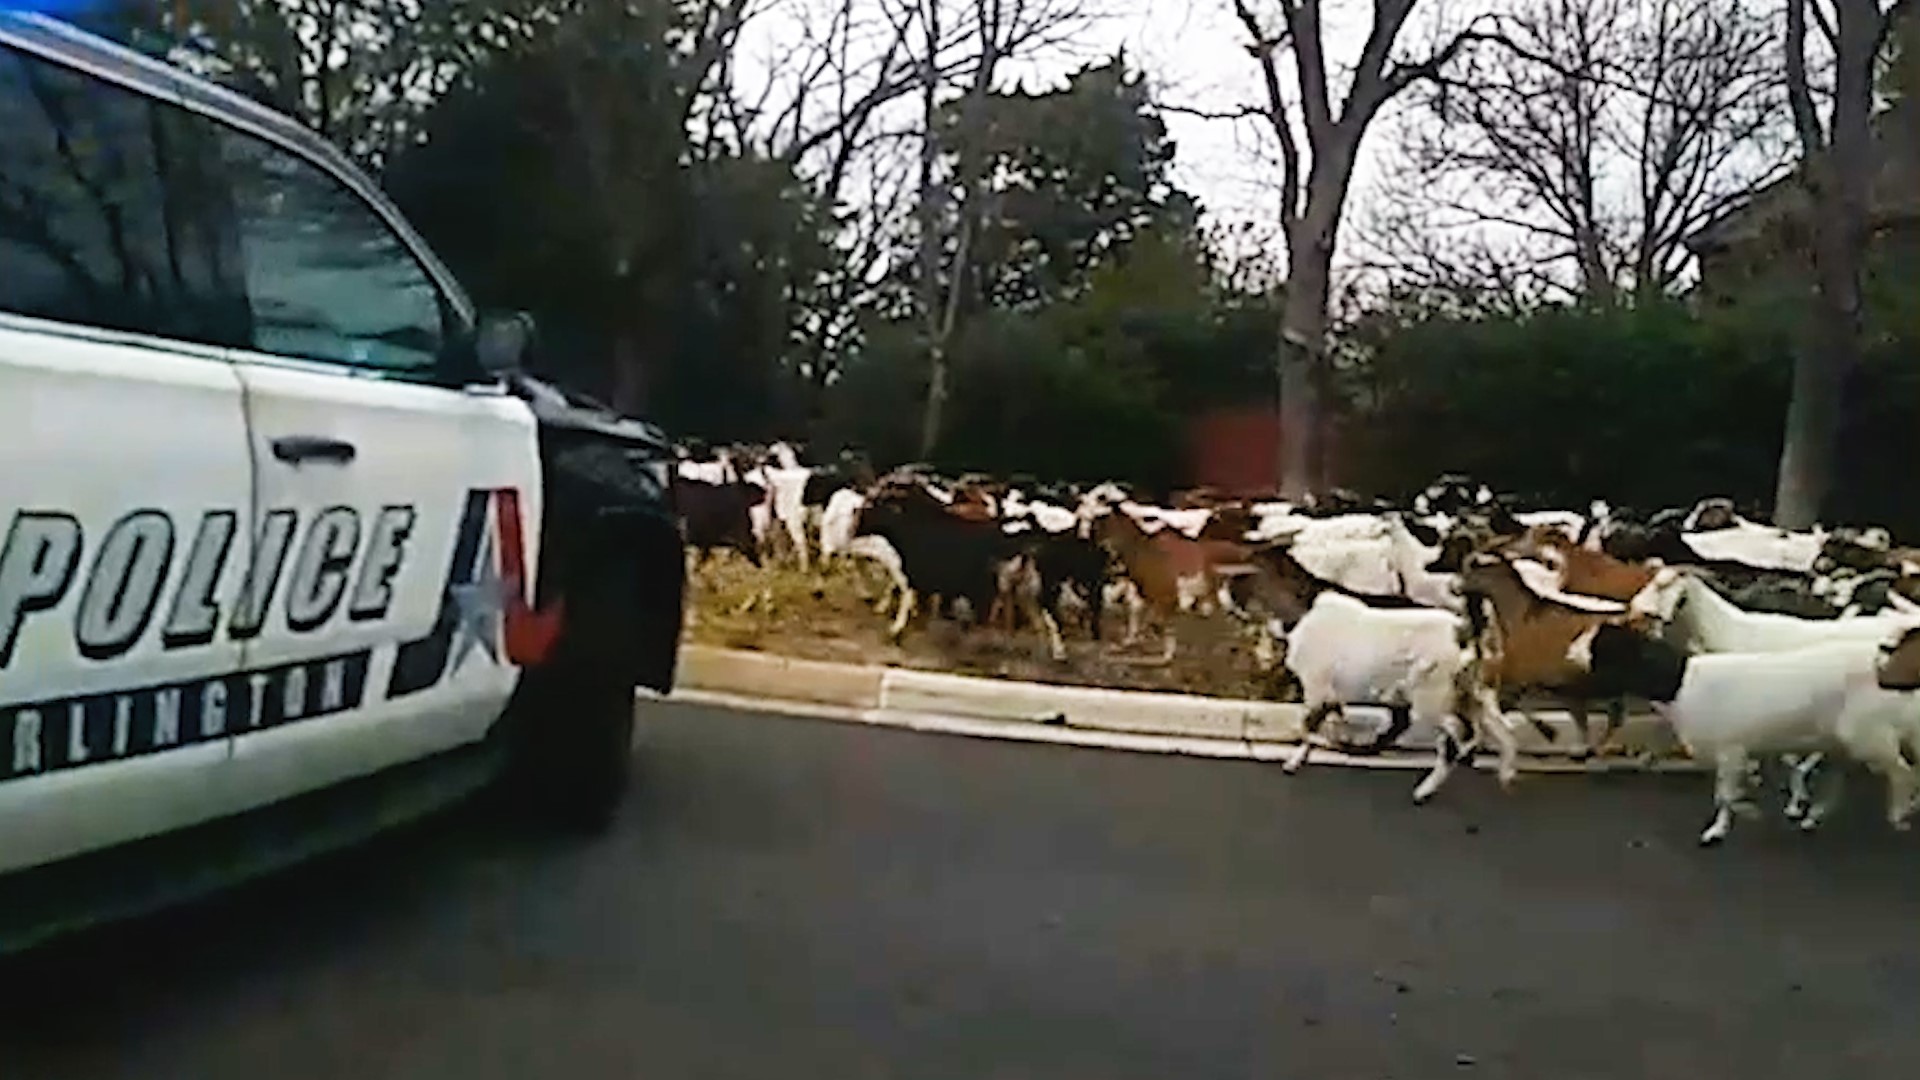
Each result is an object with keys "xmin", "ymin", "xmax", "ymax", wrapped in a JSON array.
[{"xmin": 505, "ymin": 665, "xmax": 636, "ymax": 834}]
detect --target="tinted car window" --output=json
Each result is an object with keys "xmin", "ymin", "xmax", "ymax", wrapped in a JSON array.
[
  {"xmin": 216, "ymin": 125, "xmax": 448, "ymax": 376},
  {"xmin": 0, "ymin": 45, "xmax": 227, "ymax": 343}
]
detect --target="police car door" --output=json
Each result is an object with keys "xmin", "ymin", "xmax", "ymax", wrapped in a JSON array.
[
  {"xmin": 194, "ymin": 114, "xmax": 542, "ymax": 809},
  {"xmin": 0, "ymin": 40, "xmax": 254, "ymax": 873}
]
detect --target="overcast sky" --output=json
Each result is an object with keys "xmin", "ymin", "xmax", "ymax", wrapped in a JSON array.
[{"xmin": 730, "ymin": 0, "xmax": 1421, "ymax": 280}]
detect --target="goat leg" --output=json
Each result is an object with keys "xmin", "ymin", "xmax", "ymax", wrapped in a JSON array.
[
  {"xmin": 1336, "ymin": 705, "xmax": 1412, "ymax": 756},
  {"xmin": 984, "ymin": 592, "xmax": 1010, "ymax": 634},
  {"xmin": 1284, "ymin": 702, "xmax": 1341, "ymax": 774},
  {"xmin": 1022, "ymin": 589, "xmax": 1067, "ymax": 662},
  {"xmin": 1700, "ymin": 753, "xmax": 1752, "ymax": 846},
  {"xmin": 1474, "ymin": 691, "xmax": 1521, "ymax": 790},
  {"xmin": 1516, "ymin": 706, "xmax": 1558, "ymax": 750},
  {"xmin": 1413, "ymin": 715, "xmax": 1472, "ymax": 803},
  {"xmin": 888, "ymin": 588, "xmax": 918, "ymax": 643},
  {"xmin": 1592, "ymin": 698, "xmax": 1627, "ymax": 758},
  {"xmin": 1786, "ymin": 753, "xmax": 1846, "ymax": 831}
]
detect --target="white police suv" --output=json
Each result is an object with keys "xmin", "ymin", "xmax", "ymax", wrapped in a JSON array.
[{"xmin": 0, "ymin": 12, "xmax": 686, "ymax": 951}]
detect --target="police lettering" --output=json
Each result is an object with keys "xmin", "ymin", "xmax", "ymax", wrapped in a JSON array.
[
  {"xmin": 75, "ymin": 511, "xmax": 174, "ymax": 661},
  {"xmin": 0, "ymin": 505, "xmax": 417, "ymax": 670},
  {"xmin": 0, "ymin": 513, "xmax": 82, "ymax": 668},
  {"xmin": 162, "ymin": 511, "xmax": 238, "ymax": 649}
]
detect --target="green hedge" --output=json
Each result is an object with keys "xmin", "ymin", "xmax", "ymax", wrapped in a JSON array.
[{"xmin": 1345, "ymin": 298, "xmax": 1920, "ymax": 532}]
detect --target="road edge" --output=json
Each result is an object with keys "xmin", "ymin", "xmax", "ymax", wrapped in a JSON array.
[{"xmin": 663, "ymin": 645, "xmax": 1700, "ymax": 775}]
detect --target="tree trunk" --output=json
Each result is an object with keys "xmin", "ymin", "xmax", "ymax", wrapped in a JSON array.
[
  {"xmin": 1772, "ymin": 322, "xmax": 1851, "ymax": 530},
  {"xmin": 914, "ymin": 0, "xmax": 944, "ymax": 460},
  {"xmin": 919, "ymin": 343, "xmax": 950, "ymax": 458},
  {"xmin": 1277, "ymin": 180, "xmax": 1344, "ymax": 500},
  {"xmin": 1772, "ymin": 195, "xmax": 1868, "ymax": 529},
  {"xmin": 1277, "ymin": 281, "xmax": 1327, "ymax": 500},
  {"xmin": 1772, "ymin": 0, "xmax": 1881, "ymax": 530}
]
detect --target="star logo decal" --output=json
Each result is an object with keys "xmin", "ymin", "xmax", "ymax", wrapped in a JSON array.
[{"xmin": 447, "ymin": 525, "xmax": 506, "ymax": 674}]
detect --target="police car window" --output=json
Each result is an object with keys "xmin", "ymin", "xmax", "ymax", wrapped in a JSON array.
[
  {"xmin": 0, "ymin": 46, "xmax": 224, "ymax": 343},
  {"xmin": 216, "ymin": 127, "xmax": 448, "ymax": 376}
]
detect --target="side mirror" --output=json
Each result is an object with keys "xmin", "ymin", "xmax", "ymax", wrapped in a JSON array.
[{"xmin": 474, "ymin": 310, "xmax": 537, "ymax": 377}]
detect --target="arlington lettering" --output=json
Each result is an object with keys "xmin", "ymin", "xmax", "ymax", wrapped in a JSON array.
[
  {"xmin": 0, "ymin": 489, "xmax": 559, "ymax": 783},
  {"xmin": 3, "ymin": 651, "xmax": 372, "ymax": 782}
]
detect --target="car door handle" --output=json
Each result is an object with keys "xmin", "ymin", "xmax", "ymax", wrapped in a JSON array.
[{"xmin": 271, "ymin": 435, "xmax": 357, "ymax": 465}]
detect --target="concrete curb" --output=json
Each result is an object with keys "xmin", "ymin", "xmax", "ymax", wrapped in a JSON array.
[
  {"xmin": 672, "ymin": 644, "xmax": 1695, "ymax": 772},
  {"xmin": 676, "ymin": 647, "xmax": 885, "ymax": 710}
]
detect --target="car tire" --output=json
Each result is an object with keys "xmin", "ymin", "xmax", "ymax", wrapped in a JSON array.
[{"xmin": 501, "ymin": 659, "xmax": 637, "ymax": 835}]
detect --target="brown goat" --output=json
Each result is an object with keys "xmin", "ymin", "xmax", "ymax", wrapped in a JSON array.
[
  {"xmin": 1458, "ymin": 551, "xmax": 1650, "ymax": 758},
  {"xmin": 1878, "ymin": 625, "xmax": 1920, "ymax": 690},
  {"xmin": 1197, "ymin": 503, "xmax": 1255, "ymax": 543},
  {"xmin": 1503, "ymin": 528, "xmax": 1658, "ymax": 604},
  {"xmin": 1093, "ymin": 509, "xmax": 1252, "ymax": 660},
  {"xmin": 944, "ymin": 483, "xmax": 999, "ymax": 523}
]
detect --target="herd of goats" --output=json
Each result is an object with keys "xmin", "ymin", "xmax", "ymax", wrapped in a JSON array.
[{"xmin": 675, "ymin": 442, "xmax": 1920, "ymax": 846}]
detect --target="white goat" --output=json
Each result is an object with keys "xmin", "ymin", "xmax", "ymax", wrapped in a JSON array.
[
  {"xmin": 1279, "ymin": 593, "xmax": 1515, "ymax": 802},
  {"xmin": 1643, "ymin": 571, "xmax": 1920, "ymax": 825},
  {"xmin": 1382, "ymin": 514, "xmax": 1462, "ymax": 611},
  {"xmin": 676, "ymin": 456, "xmax": 738, "ymax": 486},
  {"xmin": 1290, "ymin": 513, "xmax": 1392, "ymax": 544},
  {"xmin": 1289, "ymin": 535, "xmax": 1401, "ymax": 596},
  {"xmin": 1575, "ymin": 624, "xmax": 1920, "ymax": 845},
  {"xmin": 817, "ymin": 488, "xmax": 868, "ymax": 561},
  {"xmin": 1682, "ymin": 521, "xmax": 1825, "ymax": 573},
  {"xmin": 1651, "ymin": 571, "xmax": 1920, "ymax": 654},
  {"xmin": 846, "ymin": 534, "xmax": 908, "ymax": 618},
  {"xmin": 1119, "ymin": 503, "xmax": 1214, "ymax": 538},
  {"xmin": 742, "ymin": 464, "xmax": 814, "ymax": 570},
  {"xmin": 1513, "ymin": 509, "xmax": 1585, "ymax": 540}
]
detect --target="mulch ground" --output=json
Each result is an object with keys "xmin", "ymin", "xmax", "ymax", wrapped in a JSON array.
[{"xmin": 682, "ymin": 553, "xmax": 1293, "ymax": 700}]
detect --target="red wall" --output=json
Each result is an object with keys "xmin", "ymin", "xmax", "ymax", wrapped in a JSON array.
[
  {"xmin": 1185, "ymin": 406, "xmax": 1345, "ymax": 496},
  {"xmin": 1186, "ymin": 407, "xmax": 1281, "ymax": 496}
]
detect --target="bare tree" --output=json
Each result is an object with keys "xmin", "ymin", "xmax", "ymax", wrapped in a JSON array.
[
  {"xmin": 689, "ymin": 0, "xmax": 1088, "ymax": 445},
  {"xmin": 1372, "ymin": 0, "xmax": 1786, "ymax": 305},
  {"xmin": 151, "ymin": 0, "xmax": 547, "ymax": 168},
  {"xmin": 916, "ymin": 0, "xmax": 995, "ymax": 457},
  {"xmin": 1349, "ymin": 185, "xmax": 1567, "ymax": 310},
  {"xmin": 1773, "ymin": 0, "xmax": 1912, "ymax": 528},
  {"xmin": 536, "ymin": 0, "xmax": 762, "ymax": 410},
  {"xmin": 909, "ymin": 0, "xmax": 1092, "ymax": 456},
  {"xmin": 1224, "ymin": 0, "xmax": 1494, "ymax": 497}
]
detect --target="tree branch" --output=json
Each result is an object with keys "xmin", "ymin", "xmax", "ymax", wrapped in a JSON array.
[
  {"xmin": 1786, "ymin": 0, "xmax": 1828, "ymax": 155},
  {"xmin": 1229, "ymin": 0, "xmax": 1301, "ymax": 229}
]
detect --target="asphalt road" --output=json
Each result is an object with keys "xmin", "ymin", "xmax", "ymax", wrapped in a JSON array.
[{"xmin": 7, "ymin": 701, "xmax": 1920, "ymax": 1080}]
